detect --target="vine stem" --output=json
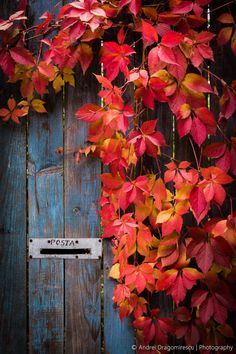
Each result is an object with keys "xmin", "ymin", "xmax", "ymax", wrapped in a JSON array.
[
  {"xmin": 155, "ymin": 156, "xmax": 162, "ymax": 176},
  {"xmin": 189, "ymin": 137, "xmax": 200, "ymax": 170},
  {"xmin": 209, "ymin": 0, "xmax": 236, "ymax": 13},
  {"xmin": 202, "ymin": 67, "xmax": 227, "ymax": 86},
  {"xmin": 217, "ymin": 124, "xmax": 231, "ymax": 144},
  {"xmin": 230, "ymin": 196, "xmax": 233, "ymax": 217}
]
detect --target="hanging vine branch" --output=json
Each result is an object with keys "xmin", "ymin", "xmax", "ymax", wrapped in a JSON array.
[{"xmin": 0, "ymin": 0, "xmax": 236, "ymax": 352}]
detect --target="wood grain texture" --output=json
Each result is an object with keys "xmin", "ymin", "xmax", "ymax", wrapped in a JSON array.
[
  {"xmin": 28, "ymin": 105, "xmax": 64, "ymax": 354},
  {"xmin": 0, "ymin": 1, "xmax": 27, "ymax": 353},
  {"xmin": 27, "ymin": 2, "xmax": 64, "ymax": 353},
  {"xmin": 104, "ymin": 241, "xmax": 134, "ymax": 354},
  {"xmin": 64, "ymin": 61, "xmax": 101, "ymax": 353},
  {"xmin": 0, "ymin": 121, "xmax": 27, "ymax": 354}
]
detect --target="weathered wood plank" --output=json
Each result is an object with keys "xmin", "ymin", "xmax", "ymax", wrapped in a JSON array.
[
  {"xmin": 0, "ymin": 122, "xmax": 27, "ymax": 353},
  {"xmin": 104, "ymin": 242, "xmax": 135, "ymax": 354},
  {"xmin": 28, "ymin": 106, "xmax": 64, "ymax": 354},
  {"xmin": 0, "ymin": 2, "xmax": 27, "ymax": 353},
  {"xmin": 27, "ymin": 2, "xmax": 64, "ymax": 353},
  {"xmin": 64, "ymin": 59, "xmax": 101, "ymax": 353}
]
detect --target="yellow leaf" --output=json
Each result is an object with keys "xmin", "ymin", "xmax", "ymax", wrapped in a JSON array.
[
  {"xmin": 156, "ymin": 208, "xmax": 173, "ymax": 223},
  {"xmin": 175, "ymin": 183, "xmax": 193, "ymax": 200},
  {"xmin": 31, "ymin": 99, "xmax": 47, "ymax": 113},
  {"xmin": 109, "ymin": 263, "xmax": 120, "ymax": 280},
  {"xmin": 53, "ymin": 74, "xmax": 64, "ymax": 93},
  {"xmin": 63, "ymin": 68, "xmax": 75, "ymax": 87}
]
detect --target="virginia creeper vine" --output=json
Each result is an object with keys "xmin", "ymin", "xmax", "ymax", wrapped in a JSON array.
[{"xmin": 0, "ymin": 0, "xmax": 236, "ymax": 352}]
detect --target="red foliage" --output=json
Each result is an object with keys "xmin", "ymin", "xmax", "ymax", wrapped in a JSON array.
[{"xmin": 0, "ymin": 0, "xmax": 236, "ymax": 349}]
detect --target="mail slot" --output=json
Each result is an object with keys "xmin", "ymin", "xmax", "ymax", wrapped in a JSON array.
[{"xmin": 28, "ymin": 238, "xmax": 102, "ymax": 259}]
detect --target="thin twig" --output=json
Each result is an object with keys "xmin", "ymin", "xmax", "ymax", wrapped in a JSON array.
[
  {"xmin": 217, "ymin": 124, "xmax": 231, "ymax": 144},
  {"xmin": 209, "ymin": 0, "xmax": 236, "ymax": 13},
  {"xmin": 189, "ymin": 137, "xmax": 200, "ymax": 170},
  {"xmin": 202, "ymin": 67, "xmax": 227, "ymax": 86}
]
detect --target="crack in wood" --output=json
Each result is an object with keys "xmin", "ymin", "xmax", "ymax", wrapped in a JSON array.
[{"xmin": 28, "ymin": 164, "xmax": 63, "ymax": 176}]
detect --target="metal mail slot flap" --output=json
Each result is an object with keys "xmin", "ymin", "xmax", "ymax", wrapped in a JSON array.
[{"xmin": 29, "ymin": 238, "xmax": 102, "ymax": 259}]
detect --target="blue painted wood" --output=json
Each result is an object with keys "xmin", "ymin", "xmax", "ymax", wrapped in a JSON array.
[
  {"xmin": 0, "ymin": 121, "xmax": 27, "ymax": 354},
  {"xmin": 64, "ymin": 63, "xmax": 101, "ymax": 353},
  {"xmin": 0, "ymin": 2, "xmax": 27, "ymax": 353},
  {"xmin": 27, "ymin": 2, "xmax": 64, "ymax": 353},
  {"xmin": 104, "ymin": 240, "xmax": 135, "ymax": 354}
]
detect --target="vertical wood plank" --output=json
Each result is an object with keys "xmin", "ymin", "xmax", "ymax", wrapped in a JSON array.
[
  {"xmin": 27, "ymin": 2, "xmax": 64, "ymax": 353},
  {"xmin": 28, "ymin": 95, "xmax": 64, "ymax": 354},
  {"xmin": 64, "ymin": 60, "xmax": 101, "ymax": 352},
  {"xmin": 104, "ymin": 244, "xmax": 135, "ymax": 354},
  {"xmin": 0, "ymin": 3, "xmax": 27, "ymax": 354},
  {"xmin": 0, "ymin": 123, "xmax": 27, "ymax": 353}
]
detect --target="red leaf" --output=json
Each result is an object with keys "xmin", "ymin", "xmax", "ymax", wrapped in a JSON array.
[
  {"xmin": 38, "ymin": 61, "xmax": 55, "ymax": 79},
  {"xmin": 182, "ymin": 73, "xmax": 213, "ymax": 93},
  {"xmin": 0, "ymin": 51, "xmax": 15, "ymax": 79},
  {"xmin": 174, "ymin": 306, "xmax": 191, "ymax": 322},
  {"xmin": 191, "ymin": 117, "xmax": 207, "ymax": 145},
  {"xmin": 203, "ymin": 142, "xmax": 226, "ymax": 158},
  {"xmin": 168, "ymin": 48, "xmax": 187, "ymax": 81},
  {"xmin": 141, "ymin": 20, "xmax": 158, "ymax": 46},
  {"xmin": 190, "ymin": 187, "xmax": 209, "ymax": 224},
  {"xmin": 76, "ymin": 43, "xmax": 93, "ymax": 74},
  {"xmin": 101, "ymin": 42, "xmax": 135, "ymax": 81},
  {"xmin": 196, "ymin": 31, "xmax": 215, "ymax": 43},
  {"xmin": 213, "ymin": 296, "xmax": 228, "ymax": 324},
  {"xmin": 211, "ymin": 236, "xmax": 233, "ymax": 268},
  {"xmin": 172, "ymin": 1, "xmax": 193, "ymax": 14},
  {"xmin": 216, "ymin": 148, "xmax": 231, "ymax": 173},
  {"xmin": 161, "ymin": 31, "xmax": 183, "ymax": 47},
  {"xmin": 185, "ymin": 324, "xmax": 200, "ymax": 346},
  {"xmin": 148, "ymin": 47, "xmax": 166, "ymax": 76},
  {"xmin": 100, "ymin": 173, "xmax": 124, "ymax": 189},
  {"xmin": 75, "ymin": 103, "xmax": 103, "ymax": 122},
  {"xmin": 199, "ymin": 296, "xmax": 214, "ymax": 324},
  {"xmin": 120, "ymin": 0, "xmax": 141, "ymax": 16},
  {"xmin": 220, "ymin": 85, "xmax": 236, "ymax": 119},
  {"xmin": 32, "ymin": 71, "xmax": 48, "ymax": 95},
  {"xmin": 158, "ymin": 46, "xmax": 177, "ymax": 65},
  {"xmin": 195, "ymin": 242, "xmax": 214, "ymax": 273},
  {"xmin": 177, "ymin": 116, "xmax": 192, "ymax": 138},
  {"xmin": 195, "ymin": 107, "xmax": 216, "ymax": 127},
  {"xmin": 201, "ymin": 166, "xmax": 233, "ymax": 184},
  {"xmin": 191, "ymin": 289, "xmax": 208, "ymax": 307},
  {"xmin": 169, "ymin": 274, "xmax": 187, "ymax": 305},
  {"xmin": 10, "ymin": 47, "xmax": 35, "ymax": 66}
]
